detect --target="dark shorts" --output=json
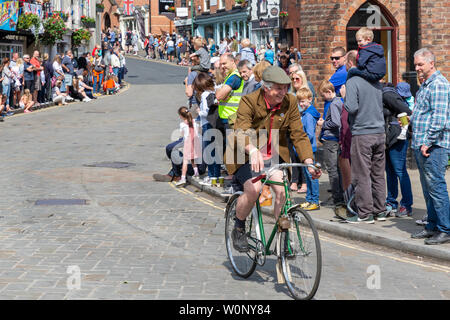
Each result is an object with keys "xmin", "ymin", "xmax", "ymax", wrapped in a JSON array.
[
  {"xmin": 234, "ymin": 157, "xmax": 284, "ymax": 186},
  {"xmin": 24, "ymin": 80, "xmax": 35, "ymax": 92}
]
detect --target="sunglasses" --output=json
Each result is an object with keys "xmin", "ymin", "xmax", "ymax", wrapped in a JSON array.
[
  {"xmin": 330, "ymin": 56, "xmax": 343, "ymax": 61},
  {"xmin": 291, "ymin": 77, "xmax": 301, "ymax": 82}
]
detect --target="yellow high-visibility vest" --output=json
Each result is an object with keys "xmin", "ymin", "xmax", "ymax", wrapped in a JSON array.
[{"xmin": 218, "ymin": 70, "xmax": 244, "ymax": 119}]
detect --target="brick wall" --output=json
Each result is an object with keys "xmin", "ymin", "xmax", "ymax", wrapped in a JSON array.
[
  {"xmin": 419, "ymin": 0, "xmax": 450, "ymax": 79},
  {"xmin": 298, "ymin": 0, "xmax": 410, "ymax": 115},
  {"xmin": 101, "ymin": 0, "xmax": 120, "ymax": 30}
]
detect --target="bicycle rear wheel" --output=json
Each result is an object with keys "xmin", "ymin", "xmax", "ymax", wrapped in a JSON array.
[
  {"xmin": 280, "ymin": 209, "xmax": 322, "ymax": 300},
  {"xmin": 225, "ymin": 196, "xmax": 258, "ymax": 278}
]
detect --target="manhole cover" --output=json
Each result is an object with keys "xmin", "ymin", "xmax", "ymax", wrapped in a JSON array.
[
  {"xmin": 83, "ymin": 162, "xmax": 136, "ymax": 169},
  {"xmin": 35, "ymin": 199, "xmax": 87, "ymax": 206}
]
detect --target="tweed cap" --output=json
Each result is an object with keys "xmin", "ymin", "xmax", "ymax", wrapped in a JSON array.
[{"xmin": 262, "ymin": 66, "xmax": 292, "ymax": 84}]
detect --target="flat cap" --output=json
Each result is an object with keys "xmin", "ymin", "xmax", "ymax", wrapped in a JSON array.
[{"xmin": 262, "ymin": 66, "xmax": 291, "ymax": 84}]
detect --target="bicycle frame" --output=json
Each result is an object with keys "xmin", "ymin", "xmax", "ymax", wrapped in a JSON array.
[{"xmin": 248, "ymin": 168, "xmax": 293, "ymax": 257}]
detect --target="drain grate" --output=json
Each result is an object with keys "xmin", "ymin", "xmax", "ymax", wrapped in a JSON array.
[
  {"xmin": 35, "ymin": 199, "xmax": 87, "ymax": 206},
  {"xmin": 83, "ymin": 161, "xmax": 136, "ymax": 169}
]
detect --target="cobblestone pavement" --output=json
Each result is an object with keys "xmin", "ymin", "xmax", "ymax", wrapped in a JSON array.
[{"xmin": 0, "ymin": 58, "xmax": 448, "ymax": 300}]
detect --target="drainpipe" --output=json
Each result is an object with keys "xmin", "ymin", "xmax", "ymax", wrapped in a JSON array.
[{"xmin": 402, "ymin": 0, "xmax": 419, "ymax": 97}]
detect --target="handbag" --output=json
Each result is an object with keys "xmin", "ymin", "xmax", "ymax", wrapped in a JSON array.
[{"xmin": 51, "ymin": 76, "xmax": 57, "ymax": 87}]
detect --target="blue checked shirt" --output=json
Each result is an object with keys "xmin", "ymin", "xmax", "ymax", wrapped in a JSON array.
[{"xmin": 411, "ymin": 71, "xmax": 450, "ymax": 150}]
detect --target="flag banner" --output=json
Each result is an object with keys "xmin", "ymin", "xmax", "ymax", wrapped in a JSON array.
[
  {"xmin": 123, "ymin": 0, "xmax": 134, "ymax": 15},
  {"xmin": 0, "ymin": 0, "xmax": 19, "ymax": 31},
  {"xmin": 134, "ymin": 8, "xmax": 146, "ymax": 40}
]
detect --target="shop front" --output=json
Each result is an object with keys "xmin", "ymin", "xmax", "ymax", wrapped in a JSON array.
[
  {"xmin": 195, "ymin": 7, "xmax": 249, "ymax": 43},
  {"xmin": 250, "ymin": 17, "xmax": 278, "ymax": 50}
]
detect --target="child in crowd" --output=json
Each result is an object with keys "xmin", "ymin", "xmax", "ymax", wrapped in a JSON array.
[
  {"xmin": 396, "ymin": 82, "xmax": 414, "ymax": 110},
  {"xmin": 239, "ymin": 38, "xmax": 256, "ymax": 66},
  {"xmin": 347, "ymin": 27, "xmax": 386, "ymax": 82},
  {"xmin": 190, "ymin": 37, "xmax": 211, "ymax": 73},
  {"xmin": 179, "ymin": 53, "xmax": 190, "ymax": 66},
  {"xmin": 176, "ymin": 106, "xmax": 201, "ymax": 187},
  {"xmin": 193, "ymin": 72, "xmax": 221, "ymax": 186},
  {"xmin": 297, "ymin": 87, "xmax": 321, "ymax": 211},
  {"xmin": 395, "ymin": 82, "xmax": 414, "ymax": 140},
  {"xmin": 318, "ymin": 80, "xmax": 345, "ymax": 208},
  {"xmin": 20, "ymin": 89, "xmax": 35, "ymax": 113},
  {"xmin": 103, "ymin": 74, "xmax": 117, "ymax": 95},
  {"xmin": 51, "ymin": 80, "xmax": 68, "ymax": 106}
]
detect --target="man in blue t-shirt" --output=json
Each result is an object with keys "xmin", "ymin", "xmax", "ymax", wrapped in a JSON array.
[
  {"xmin": 23, "ymin": 54, "xmax": 35, "ymax": 93},
  {"xmin": 62, "ymin": 50, "xmax": 75, "ymax": 92},
  {"xmin": 216, "ymin": 53, "xmax": 243, "ymax": 127},
  {"xmin": 329, "ymin": 47, "xmax": 347, "ymax": 97}
]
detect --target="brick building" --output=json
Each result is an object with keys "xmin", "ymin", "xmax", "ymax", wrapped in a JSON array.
[
  {"xmin": 100, "ymin": 0, "xmax": 175, "ymax": 37},
  {"xmin": 298, "ymin": 0, "xmax": 450, "ymax": 107}
]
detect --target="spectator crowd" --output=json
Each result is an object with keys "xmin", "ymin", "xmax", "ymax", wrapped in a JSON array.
[
  {"xmin": 0, "ymin": 31, "xmax": 128, "ymax": 121},
  {"xmin": 153, "ymin": 27, "xmax": 449, "ymax": 246}
]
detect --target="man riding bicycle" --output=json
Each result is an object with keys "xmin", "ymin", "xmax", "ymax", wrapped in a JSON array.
[{"xmin": 224, "ymin": 66, "xmax": 322, "ymax": 252}]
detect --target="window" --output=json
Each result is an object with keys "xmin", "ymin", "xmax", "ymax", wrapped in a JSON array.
[
  {"xmin": 0, "ymin": 43, "xmax": 23, "ymax": 60},
  {"xmin": 218, "ymin": 0, "xmax": 225, "ymax": 10},
  {"xmin": 346, "ymin": 1, "xmax": 397, "ymax": 83},
  {"xmin": 259, "ymin": 0, "xmax": 267, "ymax": 14},
  {"xmin": 181, "ymin": 0, "xmax": 186, "ymax": 6},
  {"xmin": 204, "ymin": 0, "xmax": 210, "ymax": 11}
]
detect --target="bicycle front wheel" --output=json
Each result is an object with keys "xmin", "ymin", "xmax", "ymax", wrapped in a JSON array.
[
  {"xmin": 280, "ymin": 209, "xmax": 322, "ymax": 300},
  {"xmin": 225, "ymin": 196, "xmax": 257, "ymax": 278}
]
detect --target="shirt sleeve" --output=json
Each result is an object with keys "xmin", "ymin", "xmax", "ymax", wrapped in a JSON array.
[
  {"xmin": 424, "ymin": 81, "xmax": 449, "ymax": 147},
  {"xmin": 225, "ymin": 75, "xmax": 242, "ymax": 90},
  {"xmin": 344, "ymin": 79, "xmax": 359, "ymax": 115}
]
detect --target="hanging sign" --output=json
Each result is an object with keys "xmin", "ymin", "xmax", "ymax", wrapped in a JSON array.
[{"xmin": 0, "ymin": 0, "xmax": 19, "ymax": 31}]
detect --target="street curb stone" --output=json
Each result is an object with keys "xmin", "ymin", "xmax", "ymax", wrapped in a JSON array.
[
  {"xmin": 187, "ymin": 176, "xmax": 450, "ymax": 262},
  {"xmin": 4, "ymin": 82, "xmax": 130, "ymax": 118}
]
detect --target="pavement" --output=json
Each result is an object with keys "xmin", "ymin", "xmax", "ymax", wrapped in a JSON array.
[{"xmin": 187, "ymin": 170, "xmax": 450, "ymax": 262}]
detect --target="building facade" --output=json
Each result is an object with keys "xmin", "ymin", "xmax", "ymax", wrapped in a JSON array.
[
  {"xmin": 174, "ymin": 0, "xmax": 251, "ymax": 42},
  {"xmin": 298, "ymin": 0, "xmax": 449, "ymax": 97},
  {"xmin": 249, "ymin": 0, "xmax": 279, "ymax": 50},
  {"xmin": 101, "ymin": 0, "xmax": 175, "ymax": 42},
  {"xmin": 0, "ymin": 0, "xmax": 96, "ymax": 59}
]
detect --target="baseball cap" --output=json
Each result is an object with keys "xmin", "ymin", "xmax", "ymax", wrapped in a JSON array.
[{"xmin": 262, "ymin": 66, "xmax": 291, "ymax": 84}]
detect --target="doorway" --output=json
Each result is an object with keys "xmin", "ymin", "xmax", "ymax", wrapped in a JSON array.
[{"xmin": 346, "ymin": 1, "xmax": 397, "ymax": 84}]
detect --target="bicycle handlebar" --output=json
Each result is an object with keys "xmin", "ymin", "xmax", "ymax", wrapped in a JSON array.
[{"xmin": 251, "ymin": 163, "xmax": 322, "ymax": 184}]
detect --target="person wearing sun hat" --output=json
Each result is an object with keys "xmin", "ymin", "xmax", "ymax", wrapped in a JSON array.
[
  {"xmin": 396, "ymin": 82, "xmax": 415, "ymax": 110},
  {"xmin": 224, "ymin": 65, "xmax": 322, "ymax": 252}
]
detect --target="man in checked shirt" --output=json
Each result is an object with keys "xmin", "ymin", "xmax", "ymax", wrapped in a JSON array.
[{"xmin": 410, "ymin": 48, "xmax": 450, "ymax": 245}]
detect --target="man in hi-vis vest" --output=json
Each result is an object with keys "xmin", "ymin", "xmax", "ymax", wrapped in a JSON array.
[{"xmin": 216, "ymin": 53, "xmax": 244, "ymax": 129}]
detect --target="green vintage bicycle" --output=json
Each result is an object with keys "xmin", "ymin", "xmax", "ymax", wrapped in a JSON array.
[{"xmin": 224, "ymin": 163, "xmax": 322, "ymax": 300}]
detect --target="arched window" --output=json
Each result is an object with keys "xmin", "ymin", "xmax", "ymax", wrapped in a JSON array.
[
  {"xmin": 104, "ymin": 13, "xmax": 111, "ymax": 30},
  {"xmin": 346, "ymin": 1, "xmax": 398, "ymax": 83}
]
